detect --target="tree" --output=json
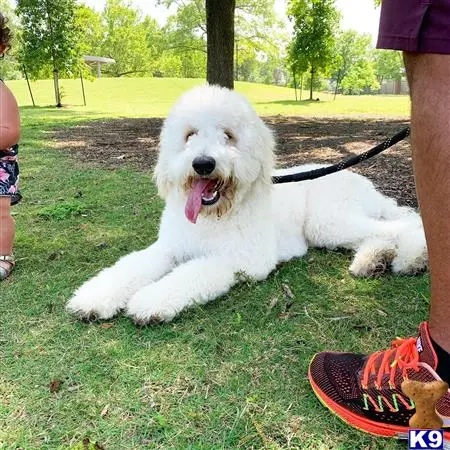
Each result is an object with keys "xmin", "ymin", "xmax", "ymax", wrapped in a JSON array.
[
  {"xmin": 74, "ymin": 1, "xmax": 208, "ymax": 79},
  {"xmin": 75, "ymin": 3, "xmax": 171, "ymax": 78},
  {"xmin": 158, "ymin": 1, "xmax": 207, "ymax": 78},
  {"xmin": 332, "ymin": 30, "xmax": 378, "ymax": 97},
  {"xmin": 340, "ymin": 59, "xmax": 379, "ymax": 94},
  {"xmin": 159, "ymin": 0, "xmax": 284, "ymax": 87},
  {"xmin": 155, "ymin": 53, "xmax": 182, "ymax": 77},
  {"xmin": 100, "ymin": 0, "xmax": 153, "ymax": 77},
  {"xmin": 288, "ymin": 0, "xmax": 340, "ymax": 100},
  {"xmin": 0, "ymin": 0, "xmax": 21, "ymax": 80},
  {"xmin": 161, "ymin": 0, "xmax": 206, "ymax": 54},
  {"xmin": 17, "ymin": 0, "xmax": 81, "ymax": 106},
  {"xmin": 373, "ymin": 49, "xmax": 404, "ymax": 84},
  {"xmin": 234, "ymin": 0, "xmax": 287, "ymax": 81},
  {"xmin": 206, "ymin": 0, "xmax": 235, "ymax": 88},
  {"xmin": 75, "ymin": 4, "xmax": 104, "ymax": 58},
  {"xmin": 235, "ymin": 6, "xmax": 288, "ymax": 84},
  {"xmin": 255, "ymin": 55, "xmax": 288, "ymax": 85}
]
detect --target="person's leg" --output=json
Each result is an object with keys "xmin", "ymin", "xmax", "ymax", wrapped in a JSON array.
[
  {"xmin": 307, "ymin": 0, "xmax": 450, "ymax": 441},
  {"xmin": 0, "ymin": 196, "xmax": 15, "ymax": 278},
  {"xmin": 307, "ymin": 53, "xmax": 450, "ymax": 440},
  {"xmin": 405, "ymin": 52, "xmax": 450, "ymax": 353}
]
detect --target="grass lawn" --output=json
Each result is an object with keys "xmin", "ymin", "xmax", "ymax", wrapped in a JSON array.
[
  {"xmin": 0, "ymin": 78, "xmax": 424, "ymax": 449},
  {"xmin": 7, "ymin": 77, "xmax": 411, "ymax": 118}
]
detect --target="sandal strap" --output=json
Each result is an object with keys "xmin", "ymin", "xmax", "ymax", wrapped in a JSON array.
[{"xmin": 0, "ymin": 255, "xmax": 15, "ymax": 263}]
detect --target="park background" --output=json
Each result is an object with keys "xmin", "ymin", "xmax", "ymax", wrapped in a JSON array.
[{"xmin": 1, "ymin": 1, "xmax": 424, "ymax": 449}]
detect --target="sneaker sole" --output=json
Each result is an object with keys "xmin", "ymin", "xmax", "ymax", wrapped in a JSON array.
[{"xmin": 308, "ymin": 355, "xmax": 450, "ymax": 446}]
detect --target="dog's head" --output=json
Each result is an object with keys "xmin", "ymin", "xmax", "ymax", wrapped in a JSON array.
[{"xmin": 154, "ymin": 85, "xmax": 275, "ymax": 223}]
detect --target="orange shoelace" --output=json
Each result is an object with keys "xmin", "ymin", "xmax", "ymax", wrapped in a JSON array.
[{"xmin": 361, "ymin": 337, "xmax": 420, "ymax": 390}]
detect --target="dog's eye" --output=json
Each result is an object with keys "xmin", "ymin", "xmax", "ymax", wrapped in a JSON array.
[
  {"xmin": 185, "ymin": 129, "xmax": 197, "ymax": 142},
  {"xmin": 224, "ymin": 129, "xmax": 235, "ymax": 142}
]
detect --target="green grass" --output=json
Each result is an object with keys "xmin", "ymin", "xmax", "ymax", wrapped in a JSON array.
[
  {"xmin": 0, "ymin": 78, "xmax": 424, "ymax": 449},
  {"xmin": 7, "ymin": 77, "xmax": 411, "ymax": 118}
]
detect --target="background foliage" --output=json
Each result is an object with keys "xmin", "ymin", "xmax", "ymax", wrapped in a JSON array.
[{"xmin": 1, "ymin": 0, "xmax": 402, "ymax": 94}]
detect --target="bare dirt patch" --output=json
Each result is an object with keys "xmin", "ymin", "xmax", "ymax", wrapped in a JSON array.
[{"xmin": 51, "ymin": 116, "xmax": 415, "ymax": 207}]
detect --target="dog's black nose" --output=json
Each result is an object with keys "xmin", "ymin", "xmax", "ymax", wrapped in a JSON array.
[{"xmin": 192, "ymin": 156, "xmax": 216, "ymax": 176}]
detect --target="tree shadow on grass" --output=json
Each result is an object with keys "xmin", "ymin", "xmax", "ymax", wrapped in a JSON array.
[
  {"xmin": 45, "ymin": 115, "xmax": 417, "ymax": 206},
  {"xmin": 257, "ymin": 99, "xmax": 324, "ymax": 107}
]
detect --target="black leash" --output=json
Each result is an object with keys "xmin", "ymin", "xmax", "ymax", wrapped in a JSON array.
[{"xmin": 272, "ymin": 126, "xmax": 410, "ymax": 184}]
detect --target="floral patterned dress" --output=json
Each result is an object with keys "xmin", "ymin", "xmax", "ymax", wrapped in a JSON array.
[{"xmin": 0, "ymin": 144, "xmax": 21, "ymax": 205}]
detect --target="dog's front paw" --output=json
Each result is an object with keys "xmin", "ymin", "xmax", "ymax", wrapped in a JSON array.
[
  {"xmin": 66, "ymin": 290, "xmax": 121, "ymax": 320},
  {"xmin": 66, "ymin": 276, "xmax": 127, "ymax": 320},
  {"xmin": 126, "ymin": 287, "xmax": 179, "ymax": 325}
]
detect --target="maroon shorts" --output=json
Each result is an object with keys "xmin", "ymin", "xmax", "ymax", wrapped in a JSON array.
[{"xmin": 377, "ymin": 0, "xmax": 450, "ymax": 53}]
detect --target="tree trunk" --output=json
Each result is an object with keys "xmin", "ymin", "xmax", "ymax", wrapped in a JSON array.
[
  {"xmin": 293, "ymin": 68, "xmax": 297, "ymax": 101},
  {"xmin": 235, "ymin": 38, "xmax": 239, "ymax": 81},
  {"xmin": 309, "ymin": 66, "xmax": 314, "ymax": 100},
  {"xmin": 22, "ymin": 66, "xmax": 35, "ymax": 107},
  {"xmin": 45, "ymin": 0, "xmax": 62, "ymax": 107},
  {"xmin": 53, "ymin": 69, "xmax": 62, "ymax": 107},
  {"xmin": 206, "ymin": 0, "xmax": 235, "ymax": 89},
  {"xmin": 299, "ymin": 73, "xmax": 303, "ymax": 100},
  {"xmin": 334, "ymin": 69, "xmax": 341, "ymax": 101},
  {"xmin": 394, "ymin": 78, "xmax": 401, "ymax": 95}
]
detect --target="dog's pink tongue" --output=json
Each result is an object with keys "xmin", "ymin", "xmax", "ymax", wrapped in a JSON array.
[{"xmin": 185, "ymin": 179, "xmax": 215, "ymax": 224}]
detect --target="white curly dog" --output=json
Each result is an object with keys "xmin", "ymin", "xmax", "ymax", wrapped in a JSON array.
[{"xmin": 67, "ymin": 85, "xmax": 427, "ymax": 324}]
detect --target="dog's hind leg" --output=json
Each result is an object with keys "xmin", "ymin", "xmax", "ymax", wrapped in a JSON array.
[
  {"xmin": 349, "ymin": 237, "xmax": 397, "ymax": 277},
  {"xmin": 307, "ymin": 213, "xmax": 424, "ymax": 277},
  {"xmin": 306, "ymin": 213, "xmax": 409, "ymax": 250},
  {"xmin": 66, "ymin": 241, "xmax": 175, "ymax": 320},
  {"xmin": 126, "ymin": 256, "xmax": 246, "ymax": 324},
  {"xmin": 338, "ymin": 216, "xmax": 427, "ymax": 277},
  {"xmin": 392, "ymin": 224, "xmax": 428, "ymax": 274}
]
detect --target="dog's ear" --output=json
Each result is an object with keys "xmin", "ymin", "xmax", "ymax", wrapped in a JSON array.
[
  {"xmin": 259, "ymin": 123, "xmax": 276, "ymax": 185},
  {"xmin": 153, "ymin": 157, "xmax": 171, "ymax": 199}
]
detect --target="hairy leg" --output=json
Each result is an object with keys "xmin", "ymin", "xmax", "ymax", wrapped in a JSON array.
[{"xmin": 404, "ymin": 53, "xmax": 450, "ymax": 352}]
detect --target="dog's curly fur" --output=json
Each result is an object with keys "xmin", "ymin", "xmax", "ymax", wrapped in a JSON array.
[{"xmin": 67, "ymin": 85, "xmax": 427, "ymax": 324}]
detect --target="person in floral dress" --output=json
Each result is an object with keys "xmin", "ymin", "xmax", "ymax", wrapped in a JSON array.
[{"xmin": 0, "ymin": 13, "xmax": 21, "ymax": 280}]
